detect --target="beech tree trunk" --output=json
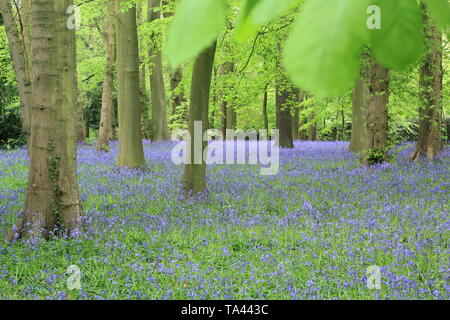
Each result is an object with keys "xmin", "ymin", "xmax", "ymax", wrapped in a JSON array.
[
  {"xmin": 137, "ymin": 1, "xmax": 150, "ymax": 140},
  {"xmin": 276, "ymin": 80, "xmax": 294, "ymax": 148},
  {"xmin": 115, "ymin": 0, "xmax": 145, "ymax": 168},
  {"xmin": 409, "ymin": 6, "xmax": 443, "ymax": 162},
  {"xmin": 219, "ymin": 61, "xmax": 235, "ymax": 137},
  {"xmin": 97, "ymin": 0, "xmax": 116, "ymax": 151},
  {"xmin": 170, "ymin": 68, "xmax": 188, "ymax": 127},
  {"xmin": 148, "ymin": 0, "xmax": 169, "ymax": 141},
  {"xmin": 0, "ymin": 0, "xmax": 32, "ymax": 150},
  {"xmin": 363, "ymin": 55, "xmax": 390, "ymax": 165},
  {"xmin": 8, "ymin": 0, "xmax": 82, "ymax": 240},
  {"xmin": 183, "ymin": 42, "xmax": 216, "ymax": 194},
  {"xmin": 262, "ymin": 84, "xmax": 269, "ymax": 132},
  {"xmin": 350, "ymin": 78, "xmax": 369, "ymax": 152},
  {"xmin": 307, "ymin": 111, "xmax": 317, "ymax": 141}
]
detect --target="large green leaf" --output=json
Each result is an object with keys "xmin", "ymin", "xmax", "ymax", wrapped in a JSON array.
[
  {"xmin": 370, "ymin": 0, "xmax": 424, "ymax": 70},
  {"xmin": 234, "ymin": 0, "xmax": 261, "ymax": 41},
  {"xmin": 283, "ymin": 0, "xmax": 369, "ymax": 98},
  {"xmin": 423, "ymin": 0, "xmax": 450, "ymax": 31},
  {"xmin": 235, "ymin": 0, "xmax": 300, "ymax": 41},
  {"xmin": 166, "ymin": 0, "xmax": 226, "ymax": 69}
]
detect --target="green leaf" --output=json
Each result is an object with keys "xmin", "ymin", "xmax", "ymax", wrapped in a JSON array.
[
  {"xmin": 235, "ymin": 0, "xmax": 301, "ymax": 41},
  {"xmin": 423, "ymin": 0, "xmax": 450, "ymax": 31},
  {"xmin": 283, "ymin": 0, "xmax": 369, "ymax": 98},
  {"xmin": 234, "ymin": 0, "xmax": 262, "ymax": 41},
  {"xmin": 252, "ymin": 0, "xmax": 301, "ymax": 25},
  {"xmin": 166, "ymin": 0, "xmax": 226, "ymax": 69},
  {"xmin": 370, "ymin": 0, "xmax": 424, "ymax": 70}
]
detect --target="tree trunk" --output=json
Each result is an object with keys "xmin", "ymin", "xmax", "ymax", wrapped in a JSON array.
[
  {"xmin": 219, "ymin": 61, "xmax": 235, "ymax": 137},
  {"xmin": 183, "ymin": 42, "xmax": 217, "ymax": 194},
  {"xmin": 291, "ymin": 88, "xmax": 301, "ymax": 140},
  {"xmin": 8, "ymin": 0, "xmax": 82, "ymax": 240},
  {"xmin": 262, "ymin": 84, "xmax": 269, "ymax": 132},
  {"xmin": 307, "ymin": 110, "xmax": 317, "ymax": 141},
  {"xmin": 0, "ymin": 0, "xmax": 32, "ymax": 150},
  {"xmin": 148, "ymin": 0, "xmax": 169, "ymax": 141},
  {"xmin": 409, "ymin": 6, "xmax": 443, "ymax": 162},
  {"xmin": 298, "ymin": 93, "xmax": 307, "ymax": 140},
  {"xmin": 115, "ymin": 0, "xmax": 145, "ymax": 168},
  {"xmin": 350, "ymin": 78, "xmax": 369, "ymax": 152},
  {"xmin": 169, "ymin": 68, "xmax": 187, "ymax": 126},
  {"xmin": 363, "ymin": 55, "xmax": 390, "ymax": 165},
  {"xmin": 137, "ymin": 1, "xmax": 150, "ymax": 140},
  {"xmin": 276, "ymin": 81, "xmax": 294, "ymax": 148},
  {"xmin": 97, "ymin": 0, "xmax": 116, "ymax": 151}
]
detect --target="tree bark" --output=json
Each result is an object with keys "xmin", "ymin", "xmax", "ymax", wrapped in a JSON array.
[
  {"xmin": 148, "ymin": 0, "xmax": 169, "ymax": 141},
  {"xmin": 97, "ymin": 0, "xmax": 116, "ymax": 151},
  {"xmin": 115, "ymin": 0, "xmax": 145, "ymax": 168},
  {"xmin": 137, "ymin": 0, "xmax": 150, "ymax": 140},
  {"xmin": 409, "ymin": 5, "xmax": 443, "ymax": 162},
  {"xmin": 169, "ymin": 68, "xmax": 187, "ymax": 127},
  {"xmin": 262, "ymin": 84, "xmax": 269, "ymax": 133},
  {"xmin": 350, "ymin": 78, "xmax": 369, "ymax": 152},
  {"xmin": 307, "ymin": 110, "xmax": 317, "ymax": 141},
  {"xmin": 8, "ymin": 0, "xmax": 82, "ymax": 240},
  {"xmin": 363, "ymin": 55, "xmax": 390, "ymax": 165},
  {"xmin": 0, "ymin": 0, "xmax": 32, "ymax": 150},
  {"xmin": 276, "ymin": 81, "xmax": 294, "ymax": 148},
  {"xmin": 219, "ymin": 61, "xmax": 235, "ymax": 137},
  {"xmin": 183, "ymin": 42, "xmax": 217, "ymax": 194}
]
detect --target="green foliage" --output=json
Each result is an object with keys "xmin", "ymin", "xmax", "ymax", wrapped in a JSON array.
[
  {"xmin": 423, "ymin": 0, "xmax": 450, "ymax": 31},
  {"xmin": 166, "ymin": 0, "xmax": 226, "ymax": 69},
  {"xmin": 370, "ymin": 0, "xmax": 424, "ymax": 70},
  {"xmin": 283, "ymin": 0, "xmax": 369, "ymax": 98},
  {"xmin": 235, "ymin": 0, "xmax": 299, "ymax": 41}
]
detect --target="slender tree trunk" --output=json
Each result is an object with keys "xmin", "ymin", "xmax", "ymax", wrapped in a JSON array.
[
  {"xmin": 97, "ymin": 0, "xmax": 116, "ymax": 151},
  {"xmin": 137, "ymin": 1, "xmax": 150, "ymax": 139},
  {"xmin": 292, "ymin": 108, "xmax": 299, "ymax": 140},
  {"xmin": 115, "ymin": 0, "xmax": 145, "ymax": 168},
  {"xmin": 350, "ymin": 78, "xmax": 369, "ymax": 152},
  {"xmin": 169, "ymin": 68, "xmax": 188, "ymax": 127},
  {"xmin": 291, "ymin": 88, "xmax": 301, "ymax": 140},
  {"xmin": 219, "ymin": 62, "xmax": 235, "ymax": 137},
  {"xmin": 276, "ymin": 81, "xmax": 294, "ymax": 148},
  {"xmin": 363, "ymin": 55, "xmax": 390, "ymax": 165},
  {"xmin": 8, "ymin": 0, "xmax": 82, "ymax": 240},
  {"xmin": 148, "ymin": 0, "xmax": 169, "ymax": 141},
  {"xmin": 0, "ymin": 0, "xmax": 32, "ymax": 150},
  {"xmin": 307, "ymin": 110, "xmax": 317, "ymax": 141},
  {"xmin": 183, "ymin": 42, "xmax": 217, "ymax": 194},
  {"xmin": 410, "ymin": 5, "xmax": 443, "ymax": 162},
  {"xmin": 298, "ymin": 92, "xmax": 307, "ymax": 140},
  {"xmin": 262, "ymin": 84, "xmax": 269, "ymax": 132}
]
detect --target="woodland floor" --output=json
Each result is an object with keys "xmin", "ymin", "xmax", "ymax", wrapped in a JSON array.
[{"xmin": 0, "ymin": 141, "xmax": 449, "ymax": 299}]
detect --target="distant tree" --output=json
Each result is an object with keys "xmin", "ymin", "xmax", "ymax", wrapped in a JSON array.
[
  {"xmin": 97, "ymin": 0, "xmax": 116, "ymax": 152},
  {"xmin": 115, "ymin": 0, "xmax": 145, "ymax": 168},
  {"xmin": 0, "ymin": 0, "xmax": 32, "ymax": 150},
  {"xmin": 148, "ymin": 0, "xmax": 169, "ymax": 141}
]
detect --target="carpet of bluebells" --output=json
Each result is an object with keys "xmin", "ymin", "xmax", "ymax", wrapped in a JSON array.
[{"xmin": 0, "ymin": 141, "xmax": 449, "ymax": 300}]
